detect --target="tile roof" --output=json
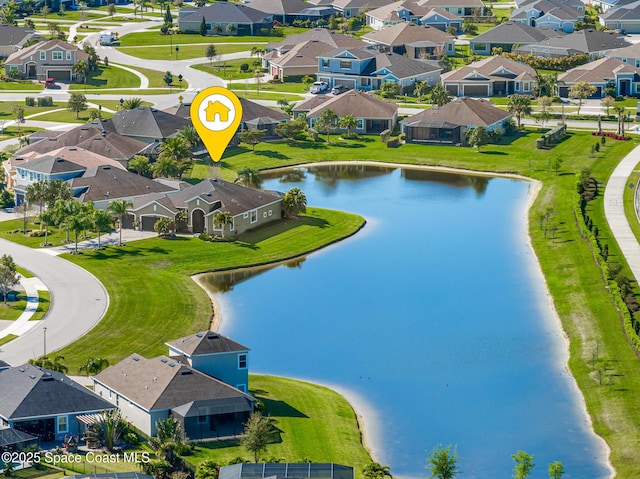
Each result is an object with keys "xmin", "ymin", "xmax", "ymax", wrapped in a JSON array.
[
  {"xmin": 306, "ymin": 90, "xmax": 398, "ymax": 119},
  {"xmin": 94, "ymin": 354, "xmax": 253, "ymax": 411},
  {"xmin": 362, "ymin": 22, "xmax": 454, "ymax": 46},
  {"xmin": 166, "ymin": 331, "xmax": 250, "ymax": 356},
  {"xmin": 0, "ymin": 364, "xmax": 113, "ymax": 421},
  {"xmin": 400, "ymin": 97, "xmax": 511, "ymax": 127},
  {"xmin": 471, "ymin": 21, "xmax": 564, "ymax": 44}
]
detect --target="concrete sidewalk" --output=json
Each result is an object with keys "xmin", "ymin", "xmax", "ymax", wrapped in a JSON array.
[
  {"xmin": 604, "ymin": 144, "xmax": 640, "ymax": 281},
  {"xmin": 0, "ymin": 276, "xmax": 48, "ymax": 339},
  {"xmin": 40, "ymin": 228, "xmax": 157, "ymax": 256}
]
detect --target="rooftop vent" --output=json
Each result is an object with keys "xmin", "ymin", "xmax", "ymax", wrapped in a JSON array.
[
  {"xmin": 169, "ymin": 363, "xmax": 176, "ymax": 367},
  {"xmin": 19, "ymin": 367, "xmax": 25, "ymax": 372},
  {"xmin": 196, "ymin": 333, "xmax": 203, "ymax": 338},
  {"xmin": 180, "ymin": 370, "xmax": 192, "ymax": 375},
  {"xmin": 207, "ymin": 333, "xmax": 219, "ymax": 339},
  {"xmin": 42, "ymin": 377, "xmax": 54, "ymax": 382},
  {"xmin": 161, "ymin": 358, "xmax": 168, "ymax": 363},
  {"xmin": 133, "ymin": 357, "xmax": 140, "ymax": 361},
  {"xmin": 29, "ymin": 374, "xmax": 36, "ymax": 379}
]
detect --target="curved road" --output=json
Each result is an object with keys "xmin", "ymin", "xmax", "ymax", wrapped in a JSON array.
[{"xmin": 0, "ymin": 238, "xmax": 108, "ymax": 366}]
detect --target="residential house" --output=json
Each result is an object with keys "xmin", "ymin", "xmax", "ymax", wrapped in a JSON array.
[
  {"xmin": 420, "ymin": 8, "xmax": 463, "ymax": 32},
  {"xmin": 510, "ymin": 0, "xmax": 584, "ymax": 33},
  {"xmin": 243, "ymin": 0, "xmax": 336, "ymax": 23},
  {"xmin": 294, "ymin": 90, "xmax": 398, "ymax": 134},
  {"xmin": 94, "ymin": 107, "xmax": 191, "ymax": 150},
  {"xmin": 166, "ymin": 331, "xmax": 250, "ymax": 393},
  {"xmin": 0, "ymin": 364, "xmax": 114, "ymax": 442},
  {"xmin": 400, "ymin": 97, "xmax": 512, "ymax": 144},
  {"xmin": 317, "ymin": 47, "xmax": 442, "ymax": 92},
  {"xmin": 262, "ymin": 28, "xmax": 365, "ymax": 78},
  {"xmin": 127, "ymin": 178, "xmax": 282, "ymax": 235},
  {"xmin": 593, "ymin": 0, "xmax": 637, "ymax": 14},
  {"xmin": 441, "ymin": 55, "xmax": 537, "ymax": 96},
  {"xmin": 178, "ymin": 4, "xmax": 273, "ymax": 35},
  {"xmin": 165, "ymin": 98, "xmax": 288, "ymax": 139},
  {"xmin": 93, "ymin": 354, "xmax": 254, "ymax": 440},
  {"xmin": 469, "ymin": 22, "xmax": 563, "ymax": 54},
  {"xmin": 608, "ymin": 41, "xmax": 640, "ymax": 68},
  {"xmin": 417, "ymin": 0, "xmax": 486, "ymax": 17},
  {"xmin": 600, "ymin": 0, "xmax": 640, "ymax": 33},
  {"xmin": 11, "ymin": 148, "xmax": 126, "ymax": 205},
  {"xmin": 3, "ymin": 39, "xmax": 88, "ymax": 82},
  {"xmin": 331, "ymin": 0, "xmax": 393, "ymax": 18},
  {"xmin": 219, "ymin": 463, "xmax": 355, "ymax": 479},
  {"xmin": 514, "ymin": 29, "xmax": 630, "ymax": 59},
  {"xmin": 362, "ymin": 22, "xmax": 456, "ymax": 58},
  {"xmin": 557, "ymin": 57, "xmax": 640, "ymax": 98},
  {"xmin": 0, "ymin": 24, "xmax": 41, "ymax": 59}
]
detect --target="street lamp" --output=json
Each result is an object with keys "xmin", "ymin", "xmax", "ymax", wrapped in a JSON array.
[
  {"xmin": 98, "ymin": 104, "xmax": 102, "ymax": 118},
  {"xmin": 169, "ymin": 30, "xmax": 172, "ymax": 57},
  {"xmin": 119, "ymin": 98, "xmax": 124, "ymax": 110},
  {"xmin": 43, "ymin": 326, "xmax": 47, "ymax": 358},
  {"xmin": 175, "ymin": 45, "xmax": 179, "ymax": 60}
]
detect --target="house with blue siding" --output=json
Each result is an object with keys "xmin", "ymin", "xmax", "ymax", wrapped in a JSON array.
[
  {"xmin": 0, "ymin": 364, "xmax": 114, "ymax": 443},
  {"xmin": 166, "ymin": 331, "xmax": 250, "ymax": 393},
  {"xmin": 558, "ymin": 57, "xmax": 640, "ymax": 98},
  {"xmin": 317, "ymin": 47, "xmax": 441, "ymax": 92},
  {"xmin": 510, "ymin": 0, "xmax": 584, "ymax": 33}
]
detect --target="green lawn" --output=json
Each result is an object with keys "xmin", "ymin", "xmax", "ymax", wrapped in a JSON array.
[
  {"xmin": 118, "ymin": 28, "xmax": 305, "ymax": 47},
  {"xmin": 0, "ymin": 218, "xmax": 100, "ymax": 248},
  {"xmin": 27, "ymin": 11, "xmax": 103, "ymax": 20},
  {"xmin": 117, "ymin": 43, "xmax": 254, "ymax": 60},
  {"xmin": 32, "ymin": 108, "xmax": 113, "ymax": 123},
  {"xmin": 0, "ymin": 81, "xmax": 44, "ymax": 91},
  {"xmin": 186, "ymin": 375, "xmax": 371, "ymax": 471},
  {"xmin": 0, "ymin": 294, "xmax": 29, "ymax": 320},
  {"xmin": 31, "ymin": 290, "xmax": 51, "ymax": 321},
  {"xmin": 55, "ymin": 207, "xmax": 364, "ymax": 370},
  {"xmin": 228, "ymin": 80, "xmax": 308, "ymax": 94},
  {"xmin": 192, "ymin": 58, "xmax": 261, "ymax": 81},
  {"xmin": 0, "ymin": 103, "xmax": 58, "ymax": 119},
  {"xmin": 234, "ymin": 91, "xmax": 305, "ymax": 102},
  {"xmin": 69, "ymin": 65, "xmax": 141, "ymax": 91},
  {"xmin": 0, "ymin": 334, "xmax": 17, "ymax": 346}
]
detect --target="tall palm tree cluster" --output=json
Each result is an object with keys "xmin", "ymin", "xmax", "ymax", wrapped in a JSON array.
[{"xmin": 24, "ymin": 180, "xmax": 128, "ymax": 252}]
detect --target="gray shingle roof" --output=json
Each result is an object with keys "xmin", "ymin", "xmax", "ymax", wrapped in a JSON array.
[
  {"xmin": 94, "ymin": 354, "xmax": 253, "ymax": 411},
  {"xmin": 167, "ymin": 331, "xmax": 249, "ymax": 356},
  {"xmin": 471, "ymin": 21, "xmax": 564, "ymax": 44},
  {"xmin": 418, "ymin": 0, "xmax": 484, "ymax": 8},
  {"xmin": 441, "ymin": 55, "xmax": 537, "ymax": 81},
  {"xmin": 103, "ymin": 107, "xmax": 191, "ymax": 140},
  {"xmin": 558, "ymin": 56, "xmax": 640, "ymax": 83},
  {"xmin": 20, "ymin": 156, "xmax": 86, "ymax": 175},
  {"xmin": 400, "ymin": 97, "xmax": 512, "ymax": 127},
  {"xmin": 0, "ymin": 24, "xmax": 40, "ymax": 48},
  {"xmin": 266, "ymin": 28, "xmax": 365, "ymax": 50},
  {"xmin": 180, "ymin": 3, "xmax": 272, "ymax": 24},
  {"xmin": 374, "ymin": 50, "xmax": 442, "ymax": 78},
  {"xmin": 0, "ymin": 365, "xmax": 113, "ymax": 421},
  {"xmin": 306, "ymin": 90, "xmax": 398, "ymax": 119},
  {"xmin": 516, "ymin": 28, "xmax": 629, "ymax": 54},
  {"xmin": 243, "ymin": 0, "xmax": 310, "ymax": 15}
]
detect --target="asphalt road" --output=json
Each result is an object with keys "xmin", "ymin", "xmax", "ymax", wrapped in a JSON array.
[{"xmin": 0, "ymin": 237, "xmax": 108, "ymax": 366}]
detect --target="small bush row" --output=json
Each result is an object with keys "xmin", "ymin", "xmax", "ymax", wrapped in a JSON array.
[{"xmin": 591, "ymin": 131, "xmax": 631, "ymax": 141}]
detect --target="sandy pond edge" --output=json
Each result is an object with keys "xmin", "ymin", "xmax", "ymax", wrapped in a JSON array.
[{"xmin": 192, "ymin": 161, "xmax": 613, "ymax": 476}]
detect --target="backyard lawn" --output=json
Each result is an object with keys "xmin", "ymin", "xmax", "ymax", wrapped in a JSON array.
[{"xmin": 117, "ymin": 43, "xmax": 255, "ymax": 60}]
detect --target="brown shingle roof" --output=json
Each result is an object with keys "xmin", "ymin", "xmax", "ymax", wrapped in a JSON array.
[
  {"xmin": 441, "ymin": 55, "xmax": 537, "ymax": 82},
  {"xmin": 266, "ymin": 28, "xmax": 365, "ymax": 51},
  {"xmin": 362, "ymin": 22, "xmax": 454, "ymax": 47},
  {"xmin": 400, "ymin": 97, "xmax": 511, "ymax": 127},
  {"xmin": 306, "ymin": 90, "xmax": 398, "ymax": 119},
  {"xmin": 5, "ymin": 39, "xmax": 88, "ymax": 66},
  {"xmin": 558, "ymin": 56, "xmax": 640, "ymax": 83},
  {"xmin": 94, "ymin": 354, "xmax": 253, "ymax": 411}
]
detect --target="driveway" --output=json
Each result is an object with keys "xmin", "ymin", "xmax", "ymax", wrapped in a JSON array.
[{"xmin": 0, "ymin": 238, "xmax": 108, "ymax": 366}]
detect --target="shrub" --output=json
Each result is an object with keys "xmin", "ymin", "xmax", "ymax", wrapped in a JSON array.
[
  {"xmin": 37, "ymin": 96, "xmax": 54, "ymax": 107},
  {"xmin": 240, "ymin": 63, "xmax": 249, "ymax": 72},
  {"xmin": 25, "ymin": 97, "xmax": 35, "ymax": 106},
  {"xmin": 28, "ymin": 230, "xmax": 46, "ymax": 237},
  {"xmin": 387, "ymin": 137, "xmax": 401, "ymax": 148},
  {"xmin": 198, "ymin": 233, "xmax": 210, "ymax": 241}
]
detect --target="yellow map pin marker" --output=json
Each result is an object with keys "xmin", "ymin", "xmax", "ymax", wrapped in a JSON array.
[{"xmin": 191, "ymin": 86, "xmax": 243, "ymax": 162}]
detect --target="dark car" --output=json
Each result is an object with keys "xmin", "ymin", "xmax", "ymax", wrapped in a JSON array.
[
  {"xmin": 331, "ymin": 85, "xmax": 349, "ymax": 95},
  {"xmin": 44, "ymin": 78, "xmax": 56, "ymax": 89}
]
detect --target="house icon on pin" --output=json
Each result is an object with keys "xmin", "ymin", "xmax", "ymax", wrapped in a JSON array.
[{"xmin": 205, "ymin": 100, "xmax": 231, "ymax": 123}]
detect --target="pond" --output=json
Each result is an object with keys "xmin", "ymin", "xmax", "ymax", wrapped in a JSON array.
[{"xmin": 198, "ymin": 165, "xmax": 610, "ymax": 479}]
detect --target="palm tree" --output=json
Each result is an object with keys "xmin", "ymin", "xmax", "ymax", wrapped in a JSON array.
[
  {"xmin": 362, "ymin": 462, "xmax": 392, "ymax": 479},
  {"xmin": 178, "ymin": 125, "xmax": 202, "ymax": 153},
  {"xmin": 45, "ymin": 179, "xmax": 73, "ymax": 209},
  {"xmin": 67, "ymin": 210, "xmax": 91, "ymax": 254},
  {"xmin": 28, "ymin": 355, "xmax": 68, "ymax": 373},
  {"xmin": 92, "ymin": 209, "xmax": 112, "ymax": 249},
  {"xmin": 54, "ymin": 198, "xmax": 80, "ymax": 243},
  {"xmin": 507, "ymin": 94, "xmax": 532, "ymax": 130},
  {"xmin": 25, "ymin": 180, "xmax": 47, "ymax": 215},
  {"xmin": 339, "ymin": 114, "xmax": 358, "ymax": 137},
  {"xmin": 149, "ymin": 417, "xmax": 184, "ymax": 465},
  {"xmin": 79, "ymin": 357, "xmax": 110, "ymax": 376},
  {"xmin": 122, "ymin": 97, "xmax": 144, "ymax": 110},
  {"xmin": 413, "ymin": 80, "xmax": 428, "ymax": 102},
  {"xmin": 72, "ymin": 60, "xmax": 90, "ymax": 92},
  {"xmin": 152, "ymin": 156, "xmax": 181, "ymax": 179},
  {"xmin": 159, "ymin": 137, "xmax": 191, "ymax": 163},
  {"xmin": 282, "ymin": 187, "xmax": 307, "ymax": 218},
  {"xmin": 235, "ymin": 167, "xmax": 262, "ymax": 189},
  {"xmin": 107, "ymin": 199, "xmax": 133, "ymax": 246},
  {"xmin": 83, "ymin": 409, "xmax": 128, "ymax": 452},
  {"xmin": 213, "ymin": 211, "xmax": 233, "ymax": 238},
  {"xmin": 39, "ymin": 209, "xmax": 55, "ymax": 246}
]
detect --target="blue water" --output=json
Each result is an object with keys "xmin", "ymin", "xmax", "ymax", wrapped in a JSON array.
[{"xmin": 201, "ymin": 165, "xmax": 610, "ymax": 479}]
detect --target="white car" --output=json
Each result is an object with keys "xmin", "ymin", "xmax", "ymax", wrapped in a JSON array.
[{"xmin": 309, "ymin": 81, "xmax": 329, "ymax": 94}]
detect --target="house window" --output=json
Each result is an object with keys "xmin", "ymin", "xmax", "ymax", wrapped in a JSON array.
[
  {"xmin": 230, "ymin": 218, "xmax": 234, "ymax": 231},
  {"xmin": 340, "ymin": 60, "xmax": 350, "ymax": 69},
  {"xmin": 52, "ymin": 51, "xmax": 63, "ymax": 60},
  {"xmin": 250, "ymin": 210, "xmax": 257, "ymax": 223},
  {"xmin": 515, "ymin": 82, "xmax": 521, "ymax": 92},
  {"xmin": 39, "ymin": 51, "xmax": 46, "ymax": 60},
  {"xmin": 321, "ymin": 58, "xmax": 329, "ymax": 68},
  {"xmin": 9, "ymin": 65, "xmax": 18, "ymax": 71},
  {"xmin": 238, "ymin": 354, "xmax": 247, "ymax": 369},
  {"xmin": 197, "ymin": 412, "xmax": 207, "ymax": 424},
  {"xmin": 523, "ymin": 82, "xmax": 530, "ymax": 91},
  {"xmin": 57, "ymin": 416, "xmax": 68, "ymax": 433},
  {"xmin": 474, "ymin": 43, "xmax": 486, "ymax": 51},
  {"xmin": 236, "ymin": 384, "xmax": 247, "ymax": 393},
  {"xmin": 66, "ymin": 51, "xmax": 72, "ymax": 60},
  {"xmin": 357, "ymin": 119, "xmax": 364, "ymax": 129},
  {"xmin": 447, "ymin": 43, "xmax": 454, "ymax": 52}
]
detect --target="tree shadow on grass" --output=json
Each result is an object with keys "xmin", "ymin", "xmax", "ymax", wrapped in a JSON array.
[
  {"xmin": 239, "ymin": 216, "xmax": 330, "ymax": 244},
  {"xmin": 480, "ymin": 150, "xmax": 507, "ymax": 155},
  {"xmin": 88, "ymin": 245, "xmax": 169, "ymax": 260},
  {"xmin": 333, "ymin": 142, "xmax": 365, "ymax": 149},
  {"xmin": 255, "ymin": 150, "xmax": 289, "ymax": 160},
  {"xmin": 261, "ymin": 398, "xmax": 309, "ymax": 419}
]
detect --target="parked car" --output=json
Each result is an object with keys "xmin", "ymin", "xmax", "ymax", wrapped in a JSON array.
[
  {"xmin": 331, "ymin": 85, "xmax": 349, "ymax": 95},
  {"xmin": 309, "ymin": 81, "xmax": 329, "ymax": 94},
  {"xmin": 44, "ymin": 78, "xmax": 56, "ymax": 89}
]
